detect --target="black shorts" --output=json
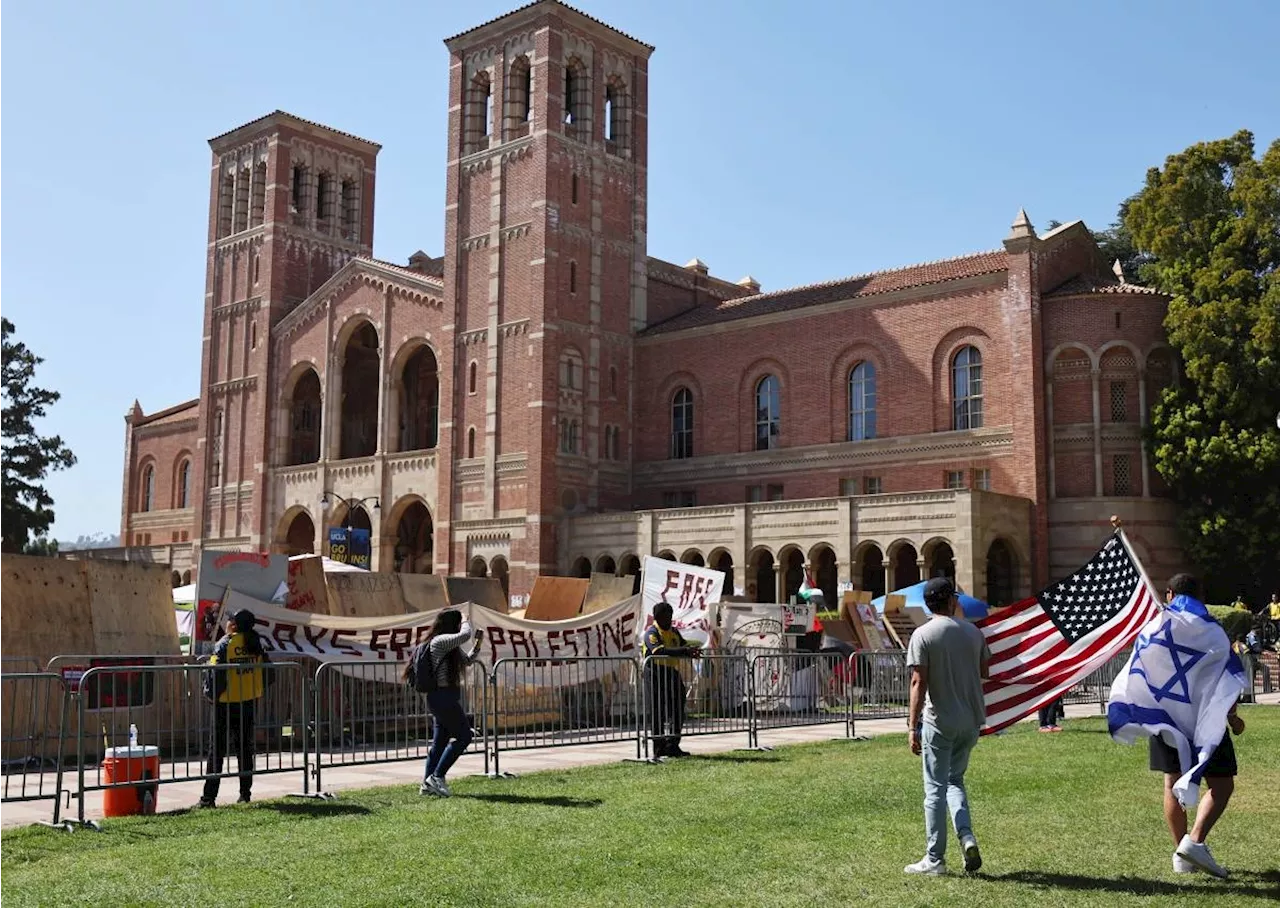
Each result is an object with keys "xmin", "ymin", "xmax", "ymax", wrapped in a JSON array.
[{"xmin": 1149, "ymin": 732, "xmax": 1237, "ymax": 777}]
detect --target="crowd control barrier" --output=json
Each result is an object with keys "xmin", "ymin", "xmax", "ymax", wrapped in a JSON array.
[
  {"xmin": 748, "ymin": 652, "xmax": 850, "ymax": 748},
  {"xmin": 1, "ymin": 672, "xmax": 71, "ymax": 826},
  {"xmin": 846, "ymin": 651, "xmax": 911, "ymax": 735},
  {"xmin": 638, "ymin": 653, "xmax": 753, "ymax": 758},
  {"xmin": 73, "ymin": 661, "xmax": 311, "ymax": 823},
  {"xmin": 312, "ymin": 660, "xmax": 489, "ymax": 793},
  {"xmin": 489, "ymin": 656, "xmax": 640, "ymax": 776}
]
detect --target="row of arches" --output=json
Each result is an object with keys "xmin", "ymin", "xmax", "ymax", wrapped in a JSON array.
[
  {"xmin": 275, "ymin": 495, "xmax": 435, "ymax": 575},
  {"xmin": 666, "ymin": 345, "xmax": 984, "ymax": 460},
  {"xmin": 566, "ymin": 537, "xmax": 1020, "ymax": 608},
  {"xmin": 283, "ymin": 320, "xmax": 439, "ymax": 466}
]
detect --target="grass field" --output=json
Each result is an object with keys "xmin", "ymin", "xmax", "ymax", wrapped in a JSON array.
[{"xmin": 3, "ymin": 709, "xmax": 1278, "ymax": 907}]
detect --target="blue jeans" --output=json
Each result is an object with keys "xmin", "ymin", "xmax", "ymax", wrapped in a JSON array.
[
  {"xmin": 921, "ymin": 722, "xmax": 978, "ymax": 862},
  {"xmin": 423, "ymin": 688, "xmax": 473, "ymax": 781}
]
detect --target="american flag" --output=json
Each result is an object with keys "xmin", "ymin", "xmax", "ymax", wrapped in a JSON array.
[{"xmin": 978, "ymin": 532, "xmax": 1161, "ymax": 734}]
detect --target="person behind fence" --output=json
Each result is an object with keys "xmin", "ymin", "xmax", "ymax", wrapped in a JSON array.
[
  {"xmin": 199, "ymin": 608, "xmax": 270, "ymax": 808},
  {"xmin": 904, "ymin": 577, "xmax": 990, "ymax": 875},
  {"xmin": 643, "ymin": 601, "xmax": 701, "ymax": 759},
  {"xmin": 406, "ymin": 608, "xmax": 483, "ymax": 798}
]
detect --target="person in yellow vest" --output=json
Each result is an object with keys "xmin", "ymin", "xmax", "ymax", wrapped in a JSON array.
[
  {"xmin": 199, "ymin": 608, "xmax": 269, "ymax": 808},
  {"xmin": 642, "ymin": 602, "xmax": 701, "ymax": 758}
]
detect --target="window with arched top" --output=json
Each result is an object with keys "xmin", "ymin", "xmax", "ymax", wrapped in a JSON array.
[
  {"xmin": 468, "ymin": 361, "xmax": 478, "ymax": 395},
  {"xmin": 604, "ymin": 75, "xmax": 629, "ymax": 153},
  {"xmin": 140, "ymin": 465, "xmax": 155, "ymax": 512},
  {"xmin": 569, "ymin": 261, "xmax": 577, "ymax": 294},
  {"xmin": 464, "ymin": 71, "xmax": 493, "ymax": 153},
  {"xmin": 177, "ymin": 460, "xmax": 190, "ymax": 509},
  {"xmin": 563, "ymin": 57, "xmax": 588, "ymax": 138},
  {"xmin": 848, "ymin": 362, "xmax": 877, "ymax": 441},
  {"xmin": 952, "ymin": 345, "xmax": 983, "ymax": 430},
  {"xmin": 609, "ymin": 366, "xmax": 618, "ymax": 398},
  {"xmin": 467, "ymin": 427, "xmax": 476, "ymax": 459},
  {"xmin": 559, "ymin": 350, "xmax": 584, "ymax": 391},
  {"xmin": 671, "ymin": 388, "xmax": 693, "ymax": 459},
  {"xmin": 755, "ymin": 375, "xmax": 781, "ymax": 451},
  {"xmin": 506, "ymin": 56, "xmax": 532, "ymax": 138}
]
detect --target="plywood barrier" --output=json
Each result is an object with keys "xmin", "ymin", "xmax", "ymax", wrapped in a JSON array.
[
  {"xmin": 445, "ymin": 577, "xmax": 508, "ymax": 613},
  {"xmin": 524, "ymin": 577, "xmax": 589, "ymax": 621},
  {"xmin": 399, "ymin": 574, "xmax": 450, "ymax": 614},
  {"xmin": 582, "ymin": 573, "xmax": 635, "ymax": 614},
  {"xmin": 285, "ymin": 555, "xmax": 328, "ymax": 612}
]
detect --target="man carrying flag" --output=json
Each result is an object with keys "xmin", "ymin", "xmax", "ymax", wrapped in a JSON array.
[{"xmin": 1107, "ymin": 573, "xmax": 1247, "ymax": 879}]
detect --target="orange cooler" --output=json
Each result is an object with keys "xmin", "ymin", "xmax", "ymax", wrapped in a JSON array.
[{"xmin": 102, "ymin": 746, "xmax": 161, "ymax": 817}]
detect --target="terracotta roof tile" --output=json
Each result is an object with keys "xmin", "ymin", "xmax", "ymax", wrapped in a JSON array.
[
  {"xmin": 1044, "ymin": 275, "xmax": 1163, "ymax": 297},
  {"xmin": 209, "ymin": 110, "xmax": 380, "ymax": 150},
  {"xmin": 358, "ymin": 256, "xmax": 445, "ymax": 286},
  {"xmin": 136, "ymin": 399, "xmax": 199, "ymax": 428},
  {"xmin": 642, "ymin": 250, "xmax": 1008, "ymax": 336},
  {"xmin": 444, "ymin": 1, "xmax": 653, "ymax": 52}
]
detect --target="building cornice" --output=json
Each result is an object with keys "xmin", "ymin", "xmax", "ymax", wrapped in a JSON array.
[{"xmin": 273, "ymin": 257, "xmax": 444, "ymax": 343}]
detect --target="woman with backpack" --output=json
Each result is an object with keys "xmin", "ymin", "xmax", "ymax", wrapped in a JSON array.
[{"xmin": 405, "ymin": 608, "xmax": 484, "ymax": 797}]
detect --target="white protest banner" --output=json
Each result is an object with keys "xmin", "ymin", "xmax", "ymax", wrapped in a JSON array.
[
  {"xmin": 639, "ymin": 556, "xmax": 725, "ymax": 647},
  {"xmin": 222, "ymin": 589, "xmax": 643, "ymax": 684}
]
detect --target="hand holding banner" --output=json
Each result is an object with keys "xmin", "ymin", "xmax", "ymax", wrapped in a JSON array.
[{"xmin": 639, "ymin": 556, "xmax": 725, "ymax": 647}]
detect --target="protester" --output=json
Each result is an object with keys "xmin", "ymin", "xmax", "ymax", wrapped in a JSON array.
[
  {"xmin": 1037, "ymin": 697, "xmax": 1064, "ymax": 733},
  {"xmin": 904, "ymin": 577, "xmax": 990, "ymax": 875},
  {"xmin": 1108, "ymin": 573, "xmax": 1247, "ymax": 879},
  {"xmin": 642, "ymin": 601, "xmax": 700, "ymax": 758},
  {"xmin": 407, "ymin": 609, "xmax": 483, "ymax": 797},
  {"xmin": 199, "ymin": 608, "xmax": 270, "ymax": 808}
]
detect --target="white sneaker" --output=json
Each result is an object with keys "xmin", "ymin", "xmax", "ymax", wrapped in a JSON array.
[
  {"xmin": 430, "ymin": 775, "xmax": 451, "ymax": 798},
  {"xmin": 961, "ymin": 836, "xmax": 982, "ymax": 873},
  {"xmin": 904, "ymin": 856, "xmax": 946, "ymax": 875},
  {"xmin": 1176, "ymin": 835, "xmax": 1227, "ymax": 879},
  {"xmin": 1172, "ymin": 854, "xmax": 1198, "ymax": 874}
]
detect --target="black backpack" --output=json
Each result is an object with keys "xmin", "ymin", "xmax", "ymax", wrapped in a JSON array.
[{"xmin": 406, "ymin": 642, "xmax": 439, "ymax": 694}]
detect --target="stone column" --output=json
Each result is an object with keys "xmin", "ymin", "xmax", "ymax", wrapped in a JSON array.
[{"xmin": 1090, "ymin": 367, "xmax": 1103, "ymax": 496}]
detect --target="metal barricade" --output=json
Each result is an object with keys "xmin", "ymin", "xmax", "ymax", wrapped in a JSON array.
[
  {"xmin": 1, "ymin": 673, "xmax": 71, "ymax": 826},
  {"xmin": 73, "ymin": 661, "xmax": 310, "ymax": 822},
  {"xmin": 847, "ymin": 650, "xmax": 910, "ymax": 735},
  {"xmin": 638, "ymin": 653, "xmax": 752, "ymax": 758},
  {"xmin": 489, "ymin": 656, "xmax": 639, "ymax": 775},
  {"xmin": 312, "ymin": 660, "xmax": 489, "ymax": 794},
  {"xmin": 748, "ymin": 652, "xmax": 849, "ymax": 747},
  {"xmin": 1061, "ymin": 652, "xmax": 1129, "ymax": 712}
]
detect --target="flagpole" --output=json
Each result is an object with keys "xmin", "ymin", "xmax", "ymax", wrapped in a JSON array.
[{"xmin": 1111, "ymin": 516, "xmax": 1163, "ymax": 609}]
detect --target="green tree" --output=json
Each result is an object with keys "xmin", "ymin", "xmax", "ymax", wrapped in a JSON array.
[
  {"xmin": 1125, "ymin": 130, "xmax": 1280, "ymax": 603},
  {"xmin": 1, "ymin": 318, "xmax": 77, "ymax": 554}
]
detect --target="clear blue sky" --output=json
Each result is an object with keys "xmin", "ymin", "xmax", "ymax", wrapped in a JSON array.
[{"xmin": 3, "ymin": 0, "xmax": 1278, "ymax": 541}]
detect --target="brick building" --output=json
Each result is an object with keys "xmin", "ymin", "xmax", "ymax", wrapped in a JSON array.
[{"xmin": 120, "ymin": 0, "xmax": 1186, "ymax": 606}]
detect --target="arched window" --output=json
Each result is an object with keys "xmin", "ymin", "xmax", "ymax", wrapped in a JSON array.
[
  {"xmin": 563, "ymin": 57, "xmax": 588, "ymax": 138},
  {"xmin": 952, "ymin": 345, "xmax": 984, "ymax": 430},
  {"xmin": 604, "ymin": 76, "xmax": 628, "ymax": 152},
  {"xmin": 464, "ymin": 72, "xmax": 492, "ymax": 153},
  {"xmin": 467, "ymin": 427, "xmax": 476, "ymax": 459},
  {"xmin": 671, "ymin": 388, "xmax": 693, "ymax": 459},
  {"xmin": 140, "ymin": 465, "xmax": 155, "ymax": 512},
  {"xmin": 609, "ymin": 366, "xmax": 618, "ymax": 398},
  {"xmin": 559, "ymin": 350, "xmax": 583, "ymax": 391},
  {"xmin": 848, "ymin": 362, "xmax": 877, "ymax": 441},
  {"xmin": 569, "ymin": 261, "xmax": 577, "ymax": 294},
  {"xmin": 755, "ymin": 375, "xmax": 781, "ymax": 451},
  {"xmin": 468, "ymin": 361, "xmax": 478, "ymax": 394},
  {"xmin": 177, "ymin": 460, "xmax": 190, "ymax": 509},
  {"xmin": 505, "ymin": 55, "xmax": 532, "ymax": 138},
  {"xmin": 559, "ymin": 418, "xmax": 581, "ymax": 455}
]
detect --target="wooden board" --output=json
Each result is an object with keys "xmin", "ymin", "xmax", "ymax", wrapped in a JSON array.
[
  {"xmin": 881, "ymin": 610, "xmax": 917, "ymax": 649},
  {"xmin": 445, "ymin": 577, "xmax": 508, "ymax": 613},
  {"xmin": 842, "ymin": 591, "xmax": 895, "ymax": 650},
  {"xmin": 285, "ymin": 555, "xmax": 328, "ymax": 612},
  {"xmin": 400, "ymin": 574, "xmax": 450, "ymax": 613},
  {"xmin": 326, "ymin": 572, "xmax": 410, "ymax": 616},
  {"xmin": 582, "ymin": 573, "xmax": 636, "ymax": 614},
  {"xmin": 524, "ymin": 576, "xmax": 589, "ymax": 620}
]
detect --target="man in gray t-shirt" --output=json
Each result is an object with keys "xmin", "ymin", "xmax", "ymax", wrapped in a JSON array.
[{"xmin": 903, "ymin": 577, "xmax": 991, "ymax": 876}]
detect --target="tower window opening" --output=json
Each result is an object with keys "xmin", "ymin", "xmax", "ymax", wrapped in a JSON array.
[{"xmin": 316, "ymin": 172, "xmax": 331, "ymax": 220}]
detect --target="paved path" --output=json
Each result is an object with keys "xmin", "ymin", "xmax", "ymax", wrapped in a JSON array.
[{"xmin": 4, "ymin": 695, "xmax": 1276, "ymax": 830}]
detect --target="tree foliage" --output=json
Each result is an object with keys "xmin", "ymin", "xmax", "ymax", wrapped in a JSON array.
[
  {"xmin": 1, "ymin": 318, "xmax": 77, "ymax": 554},
  {"xmin": 1125, "ymin": 130, "xmax": 1280, "ymax": 603}
]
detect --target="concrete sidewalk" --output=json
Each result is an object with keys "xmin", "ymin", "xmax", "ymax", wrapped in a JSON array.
[{"xmin": 4, "ymin": 696, "xmax": 1275, "ymax": 830}]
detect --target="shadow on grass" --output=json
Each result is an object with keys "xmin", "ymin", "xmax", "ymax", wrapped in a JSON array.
[
  {"xmin": 256, "ymin": 801, "xmax": 372, "ymax": 818},
  {"xmin": 691, "ymin": 754, "xmax": 781, "ymax": 764},
  {"xmin": 457, "ymin": 793, "xmax": 602, "ymax": 809},
  {"xmin": 988, "ymin": 869, "xmax": 1280, "ymax": 898}
]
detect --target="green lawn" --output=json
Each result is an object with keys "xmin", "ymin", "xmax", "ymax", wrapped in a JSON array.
[{"xmin": 3, "ymin": 709, "xmax": 1278, "ymax": 907}]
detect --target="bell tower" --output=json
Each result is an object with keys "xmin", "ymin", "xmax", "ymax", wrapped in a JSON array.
[{"xmin": 440, "ymin": 2, "xmax": 653, "ymax": 596}]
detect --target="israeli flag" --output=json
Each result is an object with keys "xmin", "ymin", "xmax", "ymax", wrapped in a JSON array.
[{"xmin": 1107, "ymin": 595, "xmax": 1246, "ymax": 807}]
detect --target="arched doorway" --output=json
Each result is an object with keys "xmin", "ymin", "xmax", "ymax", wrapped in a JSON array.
[
  {"xmin": 490, "ymin": 556, "xmax": 510, "ymax": 601},
  {"xmin": 858, "ymin": 545, "xmax": 885, "ymax": 599},
  {"xmin": 750, "ymin": 549, "xmax": 776, "ymax": 604},
  {"xmin": 595, "ymin": 555, "xmax": 617, "ymax": 575},
  {"xmin": 570, "ymin": 556, "xmax": 591, "ymax": 578},
  {"xmin": 397, "ymin": 345, "xmax": 439, "ymax": 451},
  {"xmin": 656, "ymin": 550, "xmax": 676, "ymax": 562},
  {"xmin": 394, "ymin": 500, "xmax": 433, "ymax": 573},
  {"xmin": 780, "ymin": 547, "xmax": 805, "ymax": 603},
  {"xmin": 340, "ymin": 505, "xmax": 372, "ymax": 533},
  {"xmin": 171, "ymin": 571, "xmax": 182, "ymax": 588},
  {"xmin": 812, "ymin": 545, "xmax": 838, "ymax": 606},
  {"xmin": 287, "ymin": 369, "xmax": 322, "ymax": 465},
  {"xmin": 892, "ymin": 543, "xmax": 920, "ymax": 592},
  {"xmin": 182, "ymin": 570, "xmax": 192, "ymax": 585},
  {"xmin": 619, "ymin": 554, "xmax": 642, "ymax": 595},
  {"xmin": 284, "ymin": 510, "xmax": 316, "ymax": 556},
  {"xmin": 986, "ymin": 539, "xmax": 1016, "ymax": 608},
  {"xmin": 926, "ymin": 540, "xmax": 956, "ymax": 580},
  {"xmin": 709, "ymin": 549, "xmax": 734, "ymax": 595},
  {"xmin": 469, "ymin": 556, "xmax": 488, "ymax": 578},
  {"xmin": 681, "ymin": 549, "xmax": 705, "ymax": 567},
  {"xmin": 340, "ymin": 322, "xmax": 380, "ymax": 459}
]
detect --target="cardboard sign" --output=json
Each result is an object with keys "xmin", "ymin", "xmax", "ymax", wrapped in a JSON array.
[{"xmin": 195, "ymin": 550, "xmax": 288, "ymax": 652}]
